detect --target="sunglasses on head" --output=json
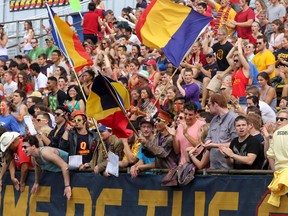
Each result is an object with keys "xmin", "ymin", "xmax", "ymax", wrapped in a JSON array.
[
  {"xmin": 276, "ymin": 117, "xmax": 288, "ymax": 122},
  {"xmin": 156, "ymin": 117, "xmax": 166, "ymax": 123},
  {"xmin": 36, "ymin": 118, "xmax": 46, "ymax": 122},
  {"xmin": 72, "ymin": 118, "xmax": 82, "ymax": 123}
]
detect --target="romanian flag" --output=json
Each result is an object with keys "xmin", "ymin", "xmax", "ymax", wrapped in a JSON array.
[
  {"xmin": 46, "ymin": 5, "xmax": 93, "ymax": 72},
  {"xmin": 86, "ymin": 73, "xmax": 132, "ymax": 138},
  {"xmin": 136, "ymin": 0, "xmax": 212, "ymax": 67}
]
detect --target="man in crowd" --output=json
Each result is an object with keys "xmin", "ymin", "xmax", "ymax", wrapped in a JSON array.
[
  {"xmin": 30, "ymin": 62, "xmax": 47, "ymax": 93},
  {"xmin": 50, "ymin": 50, "xmax": 69, "ymax": 74},
  {"xmin": 28, "ymin": 38, "xmax": 44, "ymax": 62},
  {"xmin": 45, "ymin": 37, "xmax": 59, "ymax": 60},
  {"xmin": 220, "ymin": 115, "xmax": 264, "ymax": 169},
  {"xmin": 3, "ymin": 71, "xmax": 17, "ymax": 99},
  {"xmin": 38, "ymin": 53, "xmax": 51, "ymax": 76},
  {"xmin": 204, "ymin": 93, "xmax": 238, "ymax": 169}
]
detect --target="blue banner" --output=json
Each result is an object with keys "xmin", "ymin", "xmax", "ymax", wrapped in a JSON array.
[{"xmin": 0, "ymin": 172, "xmax": 288, "ymax": 215}]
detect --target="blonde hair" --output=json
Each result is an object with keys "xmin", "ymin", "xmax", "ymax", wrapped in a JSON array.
[{"xmin": 200, "ymin": 124, "xmax": 209, "ymax": 143}]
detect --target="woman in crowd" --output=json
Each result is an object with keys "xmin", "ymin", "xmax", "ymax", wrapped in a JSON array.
[
  {"xmin": 162, "ymin": 86, "xmax": 178, "ymax": 115},
  {"xmin": 17, "ymin": 71, "xmax": 33, "ymax": 94},
  {"xmin": 131, "ymin": 44, "xmax": 141, "ymax": 59},
  {"xmin": 244, "ymin": 42, "xmax": 256, "ymax": 61},
  {"xmin": 269, "ymin": 19, "xmax": 285, "ymax": 52},
  {"xmin": 0, "ymin": 100, "xmax": 20, "ymax": 133},
  {"xmin": 0, "ymin": 24, "xmax": 8, "ymax": 61},
  {"xmin": 54, "ymin": 66, "xmax": 68, "ymax": 81},
  {"xmin": 248, "ymin": 21, "xmax": 262, "ymax": 44},
  {"xmin": 65, "ymin": 85, "xmax": 85, "ymax": 113},
  {"xmin": 20, "ymin": 20, "xmax": 34, "ymax": 54},
  {"xmin": 81, "ymin": 69, "xmax": 95, "ymax": 99},
  {"xmin": 257, "ymin": 72, "xmax": 277, "ymax": 112},
  {"xmin": 254, "ymin": 0, "xmax": 266, "ymax": 22}
]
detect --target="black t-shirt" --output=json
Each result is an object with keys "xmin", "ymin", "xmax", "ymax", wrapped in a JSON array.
[
  {"xmin": 212, "ymin": 41, "xmax": 233, "ymax": 71},
  {"xmin": 274, "ymin": 48, "xmax": 288, "ymax": 67},
  {"xmin": 39, "ymin": 64, "xmax": 51, "ymax": 76},
  {"xmin": 76, "ymin": 133, "xmax": 94, "ymax": 164},
  {"xmin": 229, "ymin": 135, "xmax": 264, "ymax": 169},
  {"xmin": 48, "ymin": 90, "xmax": 68, "ymax": 112}
]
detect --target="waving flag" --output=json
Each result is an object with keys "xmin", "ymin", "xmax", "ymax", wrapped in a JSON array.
[
  {"xmin": 46, "ymin": 4, "xmax": 93, "ymax": 72},
  {"xmin": 136, "ymin": 0, "xmax": 212, "ymax": 67},
  {"xmin": 86, "ymin": 73, "xmax": 132, "ymax": 138}
]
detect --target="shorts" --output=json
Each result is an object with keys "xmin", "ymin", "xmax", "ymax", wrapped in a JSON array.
[{"xmin": 207, "ymin": 71, "xmax": 232, "ymax": 93}]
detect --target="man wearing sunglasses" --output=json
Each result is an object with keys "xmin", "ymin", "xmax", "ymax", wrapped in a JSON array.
[
  {"xmin": 141, "ymin": 110, "xmax": 178, "ymax": 169},
  {"xmin": 39, "ymin": 106, "xmax": 70, "ymax": 148},
  {"xmin": 60, "ymin": 110, "xmax": 98, "ymax": 166}
]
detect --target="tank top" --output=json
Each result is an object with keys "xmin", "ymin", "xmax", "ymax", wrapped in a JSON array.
[
  {"xmin": 0, "ymin": 37, "xmax": 8, "ymax": 56},
  {"xmin": 23, "ymin": 31, "xmax": 33, "ymax": 51},
  {"xmin": 261, "ymin": 86, "xmax": 277, "ymax": 112},
  {"xmin": 35, "ymin": 147, "xmax": 69, "ymax": 172},
  {"xmin": 67, "ymin": 100, "xmax": 80, "ymax": 112},
  {"xmin": 14, "ymin": 104, "xmax": 26, "ymax": 136},
  {"xmin": 232, "ymin": 68, "xmax": 249, "ymax": 98}
]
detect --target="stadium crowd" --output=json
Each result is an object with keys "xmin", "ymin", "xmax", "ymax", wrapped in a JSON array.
[{"xmin": 0, "ymin": 0, "xmax": 288, "ymax": 198}]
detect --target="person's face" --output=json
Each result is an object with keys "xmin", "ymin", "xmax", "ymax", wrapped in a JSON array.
[
  {"xmin": 68, "ymin": 87, "xmax": 77, "ymax": 98},
  {"xmin": 255, "ymin": 1, "xmax": 262, "ymax": 10},
  {"xmin": 13, "ymin": 93, "xmax": 23, "ymax": 104},
  {"xmin": 140, "ymin": 89, "xmax": 149, "ymax": 99},
  {"xmin": 220, "ymin": 0, "xmax": 229, "ymax": 7},
  {"xmin": 191, "ymin": 44, "xmax": 200, "ymax": 53},
  {"xmin": 235, "ymin": 119, "xmax": 249, "ymax": 138},
  {"xmin": 120, "ymin": 55, "xmax": 127, "ymax": 63},
  {"xmin": 239, "ymin": 0, "xmax": 246, "ymax": 7},
  {"xmin": 0, "ymin": 67, "xmax": 6, "ymax": 76},
  {"xmin": 17, "ymin": 74, "xmax": 24, "ymax": 83},
  {"xmin": 46, "ymin": 40, "xmax": 53, "ymax": 48},
  {"xmin": 257, "ymin": 75, "xmax": 267, "ymax": 86},
  {"xmin": 279, "ymin": 99, "xmax": 288, "ymax": 109},
  {"xmin": 174, "ymin": 100, "xmax": 184, "ymax": 113},
  {"xmin": 206, "ymin": 54, "xmax": 215, "ymax": 64},
  {"xmin": 36, "ymin": 115, "xmax": 47, "ymax": 126},
  {"xmin": 54, "ymin": 109, "xmax": 65, "ymax": 124},
  {"xmin": 276, "ymin": 112, "xmax": 288, "ymax": 129},
  {"xmin": 100, "ymin": 130, "xmax": 112, "ymax": 141},
  {"xmin": 217, "ymin": 31, "xmax": 227, "ymax": 42},
  {"xmin": 256, "ymin": 39, "xmax": 266, "ymax": 52},
  {"xmin": 51, "ymin": 52, "xmax": 60, "ymax": 63},
  {"xmin": 38, "ymin": 57, "xmax": 46, "ymax": 66},
  {"xmin": 26, "ymin": 98, "xmax": 34, "ymax": 108},
  {"xmin": 167, "ymin": 89, "xmax": 176, "ymax": 100},
  {"xmin": 131, "ymin": 46, "xmax": 138, "ymax": 56},
  {"xmin": 146, "ymin": 64, "xmax": 154, "ymax": 73},
  {"xmin": 196, "ymin": 5, "xmax": 205, "ymax": 14},
  {"xmin": 252, "ymin": 22, "xmax": 260, "ymax": 33},
  {"xmin": 271, "ymin": 23, "xmax": 279, "ymax": 32},
  {"xmin": 233, "ymin": 56, "xmax": 241, "ymax": 68},
  {"xmin": 166, "ymin": 64, "xmax": 173, "ymax": 73},
  {"xmin": 131, "ymin": 90, "xmax": 139, "ymax": 100},
  {"xmin": 140, "ymin": 123, "xmax": 153, "ymax": 137},
  {"xmin": 82, "ymin": 72, "xmax": 92, "ymax": 82},
  {"xmin": 3, "ymin": 73, "xmax": 11, "ymax": 82},
  {"xmin": 184, "ymin": 109, "xmax": 197, "ymax": 126},
  {"xmin": 46, "ymin": 80, "xmax": 56, "ymax": 91},
  {"xmin": 58, "ymin": 78, "xmax": 66, "ymax": 90},
  {"xmin": 184, "ymin": 71, "xmax": 193, "ymax": 83},
  {"xmin": 129, "ymin": 63, "xmax": 137, "ymax": 72},
  {"xmin": 245, "ymin": 43, "xmax": 255, "ymax": 55},
  {"xmin": 72, "ymin": 116, "xmax": 85, "ymax": 129},
  {"xmin": 22, "ymin": 141, "xmax": 33, "ymax": 156},
  {"xmin": 31, "ymin": 39, "xmax": 38, "ymax": 48},
  {"xmin": 176, "ymin": 113, "xmax": 185, "ymax": 125},
  {"xmin": 0, "ymin": 102, "xmax": 8, "ymax": 114},
  {"xmin": 140, "ymin": 46, "xmax": 148, "ymax": 56},
  {"xmin": 154, "ymin": 117, "xmax": 167, "ymax": 132},
  {"xmin": 246, "ymin": 98, "xmax": 255, "ymax": 107},
  {"xmin": 281, "ymin": 38, "xmax": 288, "ymax": 49},
  {"xmin": 207, "ymin": 100, "xmax": 216, "ymax": 115}
]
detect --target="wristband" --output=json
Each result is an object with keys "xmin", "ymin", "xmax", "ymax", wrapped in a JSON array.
[{"xmin": 65, "ymin": 185, "xmax": 70, "ymax": 187}]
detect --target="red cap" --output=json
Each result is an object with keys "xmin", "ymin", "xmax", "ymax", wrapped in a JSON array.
[
  {"xmin": 71, "ymin": 110, "xmax": 87, "ymax": 119},
  {"xmin": 145, "ymin": 58, "xmax": 157, "ymax": 67},
  {"xmin": 158, "ymin": 109, "xmax": 173, "ymax": 123}
]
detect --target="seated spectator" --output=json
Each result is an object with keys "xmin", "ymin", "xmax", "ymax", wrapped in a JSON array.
[
  {"xmin": 119, "ymin": 132, "xmax": 140, "ymax": 168},
  {"xmin": 17, "ymin": 71, "xmax": 33, "ymax": 94},
  {"xmin": 279, "ymin": 96, "xmax": 288, "ymax": 110},
  {"xmin": 34, "ymin": 112, "xmax": 53, "ymax": 137},
  {"xmin": 65, "ymin": 85, "xmax": 85, "ymax": 113},
  {"xmin": 0, "ymin": 100, "xmax": 20, "ymax": 133},
  {"xmin": 219, "ymin": 115, "xmax": 264, "ymax": 169},
  {"xmin": 30, "ymin": 63, "xmax": 47, "ymax": 93},
  {"xmin": 268, "ymin": 19, "xmax": 285, "ymax": 53},
  {"xmin": 3, "ymin": 70, "xmax": 17, "ymax": 99},
  {"xmin": 22, "ymin": 135, "xmax": 71, "ymax": 200},
  {"xmin": 0, "ymin": 131, "xmax": 33, "ymax": 192}
]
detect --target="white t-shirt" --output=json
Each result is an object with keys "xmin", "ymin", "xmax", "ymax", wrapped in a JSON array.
[
  {"xmin": 34, "ymin": 72, "xmax": 47, "ymax": 91},
  {"xmin": 4, "ymin": 81, "xmax": 17, "ymax": 97}
]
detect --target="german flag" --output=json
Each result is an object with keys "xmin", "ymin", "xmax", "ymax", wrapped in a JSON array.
[{"xmin": 86, "ymin": 73, "xmax": 132, "ymax": 138}]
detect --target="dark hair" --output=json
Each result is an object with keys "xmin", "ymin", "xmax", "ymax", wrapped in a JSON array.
[
  {"xmin": 257, "ymin": 72, "xmax": 271, "ymax": 86},
  {"xmin": 67, "ymin": 85, "xmax": 84, "ymax": 101},
  {"xmin": 234, "ymin": 115, "xmax": 248, "ymax": 126},
  {"xmin": 23, "ymin": 135, "xmax": 39, "ymax": 148},
  {"xmin": 184, "ymin": 101, "xmax": 198, "ymax": 112},
  {"xmin": 256, "ymin": 35, "xmax": 268, "ymax": 43},
  {"xmin": 14, "ymin": 90, "xmax": 26, "ymax": 101},
  {"xmin": 118, "ymin": 77, "xmax": 128, "ymax": 86},
  {"xmin": 25, "ymin": 20, "xmax": 33, "ymax": 30},
  {"xmin": 199, "ymin": 111, "xmax": 214, "ymax": 123},
  {"xmin": 272, "ymin": 19, "xmax": 284, "ymax": 33},
  {"xmin": 48, "ymin": 76, "xmax": 58, "ymax": 83},
  {"xmin": 18, "ymin": 63, "xmax": 28, "ymax": 71},
  {"xmin": 17, "ymin": 71, "xmax": 31, "ymax": 92},
  {"xmin": 246, "ymin": 106, "xmax": 262, "ymax": 116},
  {"xmin": 2, "ymin": 100, "xmax": 17, "ymax": 112},
  {"xmin": 88, "ymin": 2, "xmax": 96, "ymax": 11},
  {"xmin": 9, "ymin": 61, "xmax": 18, "ymax": 68},
  {"xmin": 28, "ymin": 96, "xmax": 43, "ymax": 104},
  {"xmin": 130, "ymin": 58, "xmax": 140, "ymax": 68},
  {"xmin": 59, "ymin": 76, "xmax": 68, "ymax": 82},
  {"xmin": 246, "ymin": 95, "xmax": 260, "ymax": 109},
  {"xmin": 52, "ymin": 50, "xmax": 61, "ymax": 56},
  {"xmin": 38, "ymin": 53, "xmax": 47, "ymax": 59},
  {"xmin": 197, "ymin": 2, "xmax": 207, "ymax": 9},
  {"xmin": 30, "ymin": 63, "xmax": 40, "ymax": 73}
]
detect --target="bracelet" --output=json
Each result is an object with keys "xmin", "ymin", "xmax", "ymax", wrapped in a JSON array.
[{"xmin": 65, "ymin": 185, "xmax": 70, "ymax": 187}]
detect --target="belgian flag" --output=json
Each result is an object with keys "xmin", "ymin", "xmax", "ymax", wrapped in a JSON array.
[{"xmin": 86, "ymin": 73, "xmax": 132, "ymax": 138}]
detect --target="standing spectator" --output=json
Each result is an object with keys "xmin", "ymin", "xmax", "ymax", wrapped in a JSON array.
[
  {"xmin": 81, "ymin": 2, "xmax": 100, "ymax": 45},
  {"xmin": 45, "ymin": 76, "xmax": 68, "ymax": 112},
  {"xmin": 81, "ymin": 69, "xmax": 95, "ymax": 99},
  {"xmin": 229, "ymin": 0, "xmax": 255, "ymax": 39},
  {"xmin": 0, "ymin": 132, "xmax": 33, "ymax": 193},
  {"xmin": 3, "ymin": 71, "xmax": 17, "ymax": 99},
  {"xmin": 204, "ymin": 94, "xmax": 238, "ymax": 169},
  {"xmin": 267, "ymin": 0, "xmax": 286, "ymax": 26},
  {"xmin": 11, "ymin": 90, "xmax": 28, "ymax": 136},
  {"xmin": 22, "ymin": 135, "xmax": 71, "ymax": 200},
  {"xmin": 203, "ymin": 27, "xmax": 233, "ymax": 94},
  {"xmin": 248, "ymin": 21, "xmax": 263, "ymax": 45},
  {"xmin": 0, "ymin": 24, "xmax": 8, "ymax": 61},
  {"xmin": 28, "ymin": 38, "xmax": 44, "ymax": 62},
  {"xmin": 141, "ymin": 110, "xmax": 178, "ymax": 169},
  {"xmin": 145, "ymin": 58, "xmax": 160, "ymax": 88},
  {"xmin": 244, "ymin": 42, "xmax": 256, "ymax": 61},
  {"xmin": 268, "ymin": 19, "xmax": 285, "ymax": 52},
  {"xmin": 19, "ymin": 20, "xmax": 34, "ymax": 54},
  {"xmin": 44, "ymin": 38, "xmax": 58, "ymax": 60},
  {"xmin": 252, "ymin": 35, "xmax": 276, "ymax": 79},
  {"xmin": 0, "ymin": 100, "xmax": 20, "ymax": 133},
  {"xmin": 254, "ymin": 0, "xmax": 267, "ymax": 22},
  {"xmin": 30, "ymin": 63, "xmax": 47, "ymax": 93},
  {"xmin": 207, "ymin": 0, "xmax": 237, "ymax": 35},
  {"xmin": 60, "ymin": 111, "xmax": 98, "ymax": 164},
  {"xmin": 65, "ymin": 85, "xmax": 85, "ymax": 113},
  {"xmin": 219, "ymin": 115, "xmax": 264, "ymax": 169},
  {"xmin": 17, "ymin": 71, "xmax": 33, "ymax": 94}
]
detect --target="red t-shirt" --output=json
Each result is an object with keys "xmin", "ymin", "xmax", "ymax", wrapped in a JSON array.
[
  {"xmin": 14, "ymin": 140, "xmax": 33, "ymax": 169},
  {"xmin": 83, "ymin": 11, "xmax": 99, "ymax": 34},
  {"xmin": 235, "ymin": 8, "xmax": 255, "ymax": 39}
]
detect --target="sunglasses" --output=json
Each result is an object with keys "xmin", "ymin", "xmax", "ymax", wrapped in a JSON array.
[
  {"xmin": 156, "ymin": 117, "xmax": 166, "ymax": 123},
  {"xmin": 256, "ymin": 42, "xmax": 262, "ymax": 45},
  {"xmin": 206, "ymin": 54, "xmax": 214, "ymax": 58},
  {"xmin": 234, "ymin": 59, "xmax": 239, "ymax": 63},
  {"xmin": 31, "ymin": 42, "xmax": 37, "ymax": 44},
  {"xmin": 72, "ymin": 118, "xmax": 83, "ymax": 123},
  {"xmin": 54, "ymin": 112, "xmax": 64, "ymax": 117},
  {"xmin": 276, "ymin": 117, "xmax": 288, "ymax": 122},
  {"xmin": 36, "ymin": 118, "xmax": 46, "ymax": 122},
  {"xmin": 22, "ymin": 145, "xmax": 30, "ymax": 149},
  {"xmin": 177, "ymin": 116, "xmax": 184, "ymax": 120},
  {"xmin": 245, "ymin": 45, "xmax": 253, "ymax": 48}
]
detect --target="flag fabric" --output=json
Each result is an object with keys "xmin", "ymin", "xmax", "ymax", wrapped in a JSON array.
[
  {"xmin": 69, "ymin": 0, "xmax": 81, "ymax": 12},
  {"xmin": 136, "ymin": 0, "xmax": 212, "ymax": 67},
  {"xmin": 46, "ymin": 5, "xmax": 93, "ymax": 72},
  {"xmin": 86, "ymin": 73, "xmax": 132, "ymax": 138}
]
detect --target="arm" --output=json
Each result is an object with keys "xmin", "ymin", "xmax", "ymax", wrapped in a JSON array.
[
  {"xmin": 8, "ymin": 160, "xmax": 20, "ymax": 191},
  {"xmin": 261, "ymin": 64, "xmax": 275, "ymax": 75},
  {"xmin": 79, "ymin": 99, "xmax": 86, "ymax": 113},
  {"xmin": 0, "ymin": 157, "xmax": 11, "ymax": 192},
  {"xmin": 188, "ymin": 149, "xmax": 210, "ymax": 169},
  {"xmin": 237, "ymin": 39, "xmax": 250, "ymax": 78},
  {"xmin": 0, "ymin": 34, "xmax": 8, "ymax": 48},
  {"xmin": 263, "ymin": 88, "xmax": 276, "ymax": 105},
  {"xmin": 221, "ymin": 146, "xmax": 257, "ymax": 165},
  {"xmin": 226, "ymin": 43, "xmax": 237, "ymax": 66},
  {"xmin": 19, "ymin": 162, "xmax": 29, "ymax": 192},
  {"xmin": 122, "ymin": 138, "xmax": 138, "ymax": 164},
  {"xmin": 31, "ymin": 161, "xmax": 41, "ymax": 194},
  {"xmin": 207, "ymin": 0, "xmax": 216, "ymax": 8},
  {"xmin": 176, "ymin": 69, "xmax": 185, "ymax": 96},
  {"xmin": 202, "ymin": 36, "xmax": 214, "ymax": 55},
  {"xmin": 11, "ymin": 104, "xmax": 27, "ymax": 122}
]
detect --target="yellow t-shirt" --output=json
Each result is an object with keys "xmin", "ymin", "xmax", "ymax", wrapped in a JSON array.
[
  {"xmin": 252, "ymin": 49, "xmax": 276, "ymax": 79},
  {"xmin": 122, "ymin": 141, "xmax": 141, "ymax": 161},
  {"xmin": 215, "ymin": 4, "xmax": 236, "ymax": 35}
]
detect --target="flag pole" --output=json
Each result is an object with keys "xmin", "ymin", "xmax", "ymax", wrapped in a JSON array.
[
  {"xmin": 100, "ymin": 73, "xmax": 140, "ymax": 137},
  {"xmin": 46, "ymin": 3, "xmax": 109, "ymax": 157}
]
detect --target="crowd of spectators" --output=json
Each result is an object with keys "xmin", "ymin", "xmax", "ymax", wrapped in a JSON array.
[{"xmin": 0, "ymin": 0, "xmax": 288, "ymax": 196}]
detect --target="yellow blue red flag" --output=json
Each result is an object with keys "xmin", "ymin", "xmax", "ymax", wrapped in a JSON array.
[
  {"xmin": 136, "ymin": 0, "xmax": 212, "ymax": 67},
  {"xmin": 86, "ymin": 73, "xmax": 132, "ymax": 138},
  {"xmin": 46, "ymin": 5, "xmax": 93, "ymax": 72}
]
